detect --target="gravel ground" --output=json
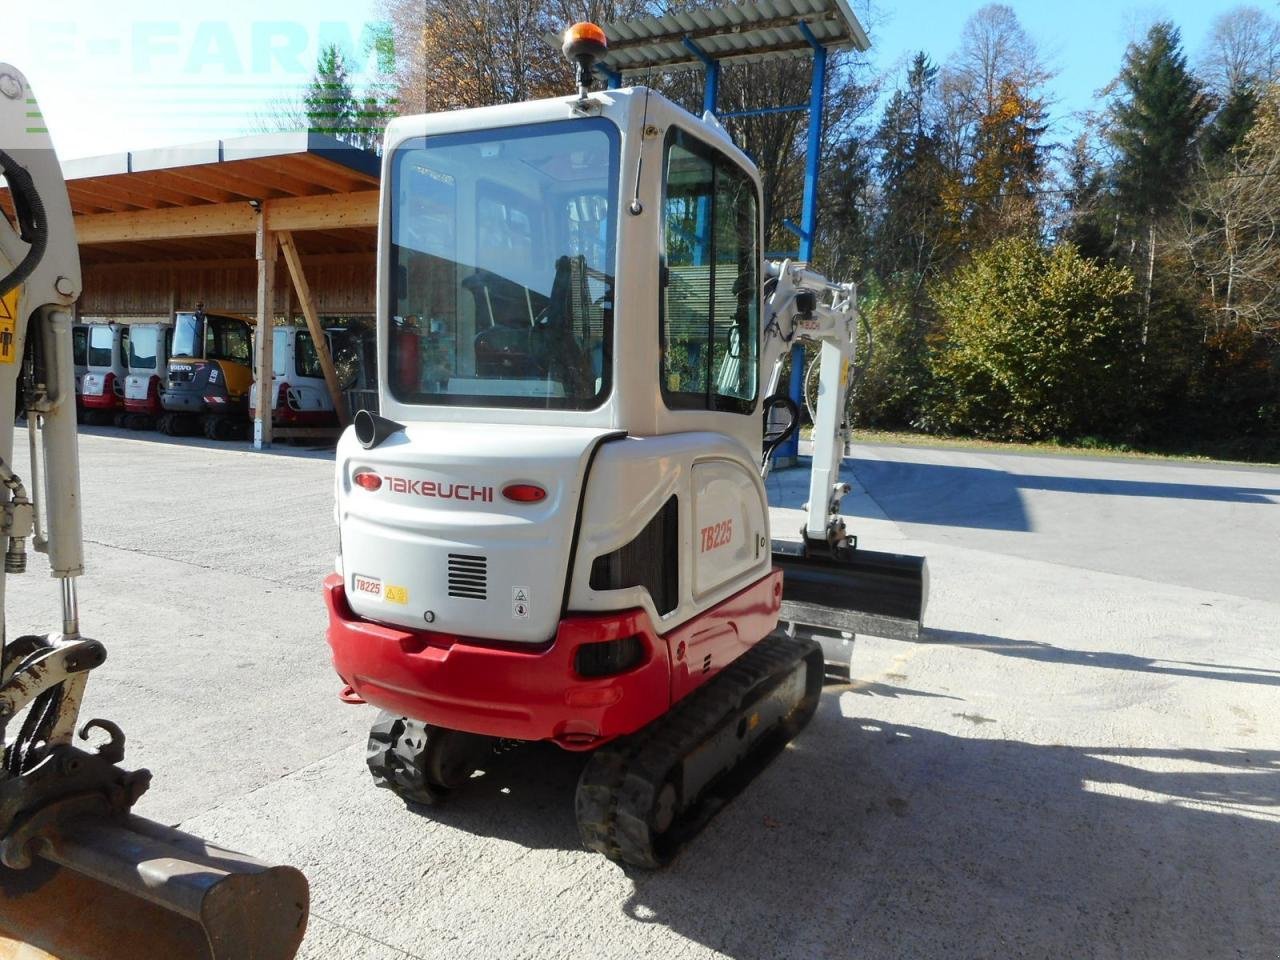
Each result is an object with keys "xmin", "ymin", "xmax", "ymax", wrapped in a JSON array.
[{"xmin": 7, "ymin": 427, "xmax": 1278, "ymax": 960}]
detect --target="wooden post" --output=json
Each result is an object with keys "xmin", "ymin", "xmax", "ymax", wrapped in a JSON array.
[
  {"xmin": 253, "ymin": 207, "xmax": 276, "ymax": 449},
  {"xmin": 277, "ymin": 230, "xmax": 351, "ymax": 426}
]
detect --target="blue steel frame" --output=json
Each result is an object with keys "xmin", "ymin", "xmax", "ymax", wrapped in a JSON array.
[
  {"xmin": 781, "ymin": 20, "xmax": 829, "ymax": 460},
  {"xmin": 612, "ymin": 22, "xmax": 832, "ymax": 460}
]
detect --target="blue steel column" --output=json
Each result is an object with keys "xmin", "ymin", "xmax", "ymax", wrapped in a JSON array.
[
  {"xmin": 781, "ymin": 26, "xmax": 828, "ymax": 464},
  {"xmin": 682, "ymin": 37, "xmax": 719, "ymax": 115},
  {"xmin": 682, "ymin": 37, "xmax": 719, "ymax": 266},
  {"xmin": 703, "ymin": 60, "xmax": 720, "ymax": 114},
  {"xmin": 797, "ymin": 23, "xmax": 827, "ymax": 263}
]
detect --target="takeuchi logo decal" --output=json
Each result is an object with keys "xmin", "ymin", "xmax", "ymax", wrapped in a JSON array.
[{"xmin": 385, "ymin": 475, "xmax": 494, "ymax": 503}]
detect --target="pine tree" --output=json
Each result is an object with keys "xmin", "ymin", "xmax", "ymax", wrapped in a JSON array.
[
  {"xmin": 303, "ymin": 45, "xmax": 396, "ymax": 151},
  {"xmin": 967, "ymin": 77, "xmax": 1048, "ymax": 241},
  {"xmin": 1203, "ymin": 85, "xmax": 1260, "ymax": 165},
  {"xmin": 1061, "ymin": 131, "xmax": 1109, "ymax": 261},
  {"xmin": 1108, "ymin": 22, "xmax": 1212, "ymax": 342},
  {"xmin": 874, "ymin": 53, "xmax": 947, "ymax": 286},
  {"xmin": 305, "ymin": 46, "xmax": 357, "ymax": 139}
]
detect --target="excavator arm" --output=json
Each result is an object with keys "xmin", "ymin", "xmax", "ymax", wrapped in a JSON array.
[
  {"xmin": 759, "ymin": 259, "xmax": 928, "ymax": 676},
  {"xmin": 760, "ymin": 258, "xmax": 859, "ymax": 547},
  {"xmin": 0, "ymin": 63, "xmax": 309, "ymax": 960}
]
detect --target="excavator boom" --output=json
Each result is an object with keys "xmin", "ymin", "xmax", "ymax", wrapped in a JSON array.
[{"xmin": 0, "ymin": 63, "xmax": 308, "ymax": 960}]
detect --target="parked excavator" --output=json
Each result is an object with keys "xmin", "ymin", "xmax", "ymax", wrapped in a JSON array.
[
  {"xmin": 325, "ymin": 25, "xmax": 927, "ymax": 868},
  {"xmin": 122, "ymin": 317, "xmax": 174, "ymax": 429},
  {"xmin": 1, "ymin": 63, "xmax": 309, "ymax": 957},
  {"xmin": 158, "ymin": 306, "xmax": 255, "ymax": 440}
]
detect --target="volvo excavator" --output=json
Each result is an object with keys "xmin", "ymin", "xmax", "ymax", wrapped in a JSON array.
[
  {"xmin": 0, "ymin": 64, "xmax": 309, "ymax": 957},
  {"xmin": 325, "ymin": 25, "xmax": 927, "ymax": 868}
]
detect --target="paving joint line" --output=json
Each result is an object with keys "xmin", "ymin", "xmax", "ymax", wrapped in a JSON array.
[
  {"xmin": 175, "ymin": 742, "xmax": 363, "ymax": 828},
  {"xmin": 81, "ymin": 537, "xmax": 313, "ymax": 593},
  {"xmin": 308, "ymin": 913, "xmax": 430, "ymax": 960}
]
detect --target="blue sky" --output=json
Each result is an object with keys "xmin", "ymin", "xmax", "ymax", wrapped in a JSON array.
[
  {"xmin": 1, "ymin": 1, "xmax": 1237, "ymax": 160},
  {"xmin": 867, "ymin": 0, "xmax": 1228, "ymax": 139}
]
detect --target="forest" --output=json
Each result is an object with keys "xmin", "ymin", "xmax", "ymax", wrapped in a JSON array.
[{"xmin": 289, "ymin": 1, "xmax": 1280, "ymax": 460}]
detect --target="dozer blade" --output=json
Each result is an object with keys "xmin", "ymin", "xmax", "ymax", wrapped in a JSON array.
[
  {"xmin": 0, "ymin": 815, "xmax": 308, "ymax": 960},
  {"xmin": 773, "ymin": 542, "xmax": 928, "ymax": 678}
]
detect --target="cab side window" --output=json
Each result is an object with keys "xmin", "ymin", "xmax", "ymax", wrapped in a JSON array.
[{"xmin": 660, "ymin": 129, "xmax": 760, "ymax": 413}]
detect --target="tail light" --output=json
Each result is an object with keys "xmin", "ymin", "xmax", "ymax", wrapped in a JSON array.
[
  {"xmin": 147, "ymin": 375, "xmax": 160, "ymax": 400},
  {"xmin": 574, "ymin": 635, "xmax": 645, "ymax": 678},
  {"xmin": 502, "ymin": 483, "xmax": 547, "ymax": 503},
  {"xmin": 353, "ymin": 470, "xmax": 382, "ymax": 491},
  {"xmin": 278, "ymin": 381, "xmax": 304, "ymax": 411}
]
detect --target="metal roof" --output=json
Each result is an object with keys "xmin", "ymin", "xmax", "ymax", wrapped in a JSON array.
[{"xmin": 547, "ymin": 0, "xmax": 870, "ymax": 76}]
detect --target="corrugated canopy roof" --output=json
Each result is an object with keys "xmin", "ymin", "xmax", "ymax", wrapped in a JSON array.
[{"xmin": 546, "ymin": 0, "xmax": 870, "ymax": 76}]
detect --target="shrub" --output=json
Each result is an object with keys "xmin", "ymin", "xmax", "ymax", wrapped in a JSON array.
[{"xmin": 927, "ymin": 238, "xmax": 1138, "ymax": 440}]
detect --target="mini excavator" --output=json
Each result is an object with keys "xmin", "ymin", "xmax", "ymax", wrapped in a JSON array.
[{"xmin": 325, "ymin": 25, "xmax": 927, "ymax": 867}]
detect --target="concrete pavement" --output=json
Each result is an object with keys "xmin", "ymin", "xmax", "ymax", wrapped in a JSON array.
[{"xmin": 7, "ymin": 428, "xmax": 1278, "ymax": 959}]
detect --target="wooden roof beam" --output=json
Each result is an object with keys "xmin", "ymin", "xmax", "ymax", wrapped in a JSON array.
[
  {"xmin": 285, "ymin": 153, "xmax": 377, "ymax": 192},
  {"xmin": 75, "ymin": 175, "xmax": 202, "ymax": 209},
  {"xmin": 141, "ymin": 168, "xmax": 241, "ymax": 204},
  {"xmin": 75, "ymin": 190, "xmax": 379, "ymax": 244},
  {"xmin": 223, "ymin": 160, "xmax": 330, "ymax": 198}
]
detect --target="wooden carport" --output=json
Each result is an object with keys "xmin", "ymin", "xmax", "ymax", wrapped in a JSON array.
[{"xmin": 2, "ymin": 132, "xmax": 381, "ymax": 447}]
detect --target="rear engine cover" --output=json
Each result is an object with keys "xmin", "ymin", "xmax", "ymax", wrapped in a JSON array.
[{"xmin": 336, "ymin": 422, "xmax": 618, "ymax": 644}]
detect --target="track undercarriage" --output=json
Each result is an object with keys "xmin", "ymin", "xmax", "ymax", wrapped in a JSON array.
[{"xmin": 365, "ymin": 633, "xmax": 824, "ymax": 868}]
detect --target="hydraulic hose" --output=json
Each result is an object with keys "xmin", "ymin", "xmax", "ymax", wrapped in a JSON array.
[{"xmin": 0, "ymin": 149, "xmax": 48, "ymax": 299}]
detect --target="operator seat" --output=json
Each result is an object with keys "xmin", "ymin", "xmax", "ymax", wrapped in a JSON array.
[{"xmin": 466, "ymin": 270, "xmax": 540, "ymax": 378}]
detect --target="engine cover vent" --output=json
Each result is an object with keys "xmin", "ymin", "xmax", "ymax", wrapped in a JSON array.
[{"xmin": 447, "ymin": 553, "xmax": 487, "ymax": 600}]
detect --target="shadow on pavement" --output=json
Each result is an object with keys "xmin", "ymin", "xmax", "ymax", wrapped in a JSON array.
[
  {"xmin": 397, "ymin": 681, "xmax": 1278, "ymax": 957},
  {"xmin": 71, "ymin": 423, "xmax": 337, "ymax": 460},
  {"xmin": 839, "ymin": 458, "xmax": 1280, "ymax": 533},
  {"xmin": 406, "ymin": 742, "xmax": 588, "ymax": 850},
  {"xmin": 403, "ymin": 680, "xmax": 957, "ymax": 851},
  {"xmin": 618, "ymin": 698, "xmax": 1279, "ymax": 959},
  {"xmin": 927, "ymin": 627, "xmax": 1280, "ymax": 688}
]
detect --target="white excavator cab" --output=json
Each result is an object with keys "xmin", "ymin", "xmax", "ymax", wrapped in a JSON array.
[
  {"xmin": 78, "ymin": 323, "xmax": 129, "ymax": 423},
  {"xmin": 122, "ymin": 318, "xmax": 174, "ymax": 427},
  {"xmin": 327, "ymin": 32, "xmax": 927, "ymax": 868},
  {"xmin": 375, "ymin": 87, "xmax": 763, "ymax": 450}
]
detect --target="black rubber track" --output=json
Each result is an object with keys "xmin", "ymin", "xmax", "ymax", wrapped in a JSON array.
[
  {"xmin": 365, "ymin": 712, "xmax": 490, "ymax": 806},
  {"xmin": 576, "ymin": 633, "xmax": 823, "ymax": 868}
]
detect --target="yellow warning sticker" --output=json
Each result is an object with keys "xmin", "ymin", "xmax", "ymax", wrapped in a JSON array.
[
  {"xmin": 384, "ymin": 584, "xmax": 409, "ymax": 605},
  {"xmin": 0, "ymin": 288, "xmax": 18, "ymax": 365}
]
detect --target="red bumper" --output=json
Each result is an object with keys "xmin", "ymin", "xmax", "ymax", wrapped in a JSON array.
[
  {"xmin": 124, "ymin": 395, "xmax": 164, "ymax": 414},
  {"xmin": 81, "ymin": 390, "xmax": 120, "ymax": 410},
  {"xmin": 323, "ymin": 569, "xmax": 782, "ymax": 748},
  {"xmin": 125, "ymin": 376, "xmax": 164, "ymax": 415}
]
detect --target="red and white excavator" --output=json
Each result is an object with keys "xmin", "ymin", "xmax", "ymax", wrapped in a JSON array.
[
  {"xmin": 1, "ymin": 63, "xmax": 308, "ymax": 958},
  {"xmin": 325, "ymin": 25, "xmax": 927, "ymax": 867}
]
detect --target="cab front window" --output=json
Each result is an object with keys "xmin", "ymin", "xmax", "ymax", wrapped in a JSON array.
[{"xmin": 388, "ymin": 119, "xmax": 619, "ymax": 410}]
